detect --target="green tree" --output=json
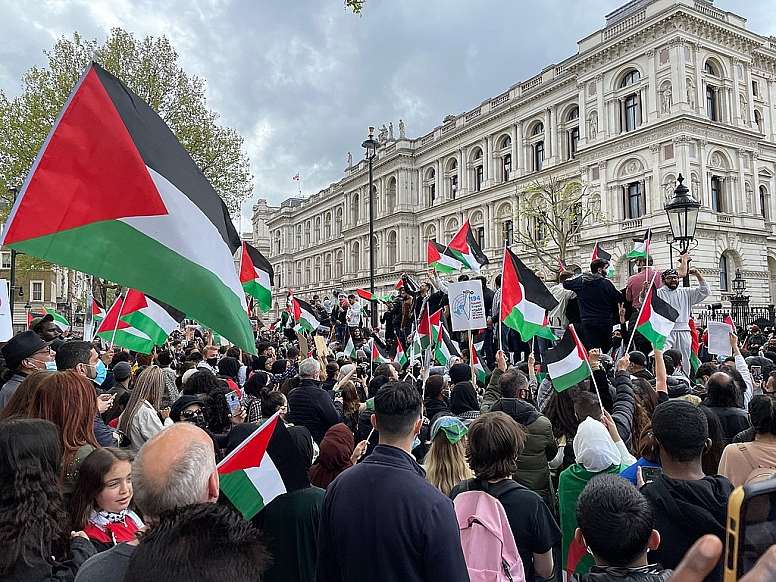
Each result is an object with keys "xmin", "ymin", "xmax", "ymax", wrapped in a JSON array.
[
  {"xmin": 0, "ymin": 28, "xmax": 252, "ymax": 216},
  {"xmin": 345, "ymin": 0, "xmax": 366, "ymax": 14},
  {"xmin": 513, "ymin": 176, "xmax": 605, "ymax": 277}
]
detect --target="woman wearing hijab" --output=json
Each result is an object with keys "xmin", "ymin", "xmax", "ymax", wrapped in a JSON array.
[
  {"xmin": 310, "ymin": 423, "xmax": 368, "ymax": 489},
  {"xmin": 448, "ymin": 363, "xmax": 480, "ymax": 419},
  {"xmin": 558, "ymin": 413, "xmax": 637, "ymax": 579},
  {"xmin": 216, "ymin": 356, "xmax": 242, "ymax": 395}
]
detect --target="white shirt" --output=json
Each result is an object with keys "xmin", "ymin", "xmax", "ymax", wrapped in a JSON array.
[{"xmin": 347, "ymin": 301, "xmax": 362, "ymax": 326}]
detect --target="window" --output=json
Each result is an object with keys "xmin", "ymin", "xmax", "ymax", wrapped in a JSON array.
[
  {"xmin": 0, "ymin": 252, "xmax": 9, "ymax": 270},
  {"xmin": 711, "ymin": 176, "xmax": 722, "ymax": 212},
  {"xmin": 324, "ymin": 213, "xmax": 331, "ymax": 239},
  {"xmin": 277, "ymin": 271, "xmax": 282, "ymax": 288},
  {"xmin": 534, "ymin": 141, "xmax": 544, "ymax": 171},
  {"xmin": 476, "ymin": 227, "xmax": 485, "ymax": 249},
  {"xmin": 503, "ymin": 154, "xmax": 512, "ymax": 181},
  {"xmin": 719, "ymin": 255, "xmax": 729, "ymax": 291},
  {"xmin": 761, "ymin": 185, "xmax": 769, "ymax": 219},
  {"xmin": 532, "ymin": 123, "xmax": 544, "ymax": 136},
  {"xmin": 501, "ymin": 136, "xmax": 512, "ymax": 149},
  {"xmin": 31, "ymin": 281, "xmax": 43, "ymax": 302},
  {"xmin": 568, "ymin": 107, "xmax": 579, "ymax": 121},
  {"xmin": 533, "ymin": 218, "xmax": 546, "ymax": 241},
  {"xmin": 706, "ymin": 86, "xmax": 717, "ymax": 121},
  {"xmin": 704, "ymin": 62, "xmax": 717, "ymax": 76},
  {"xmin": 451, "ymin": 175, "xmax": 458, "ymax": 199},
  {"xmin": 429, "ymin": 184, "xmax": 436, "ymax": 206},
  {"xmin": 753, "ymin": 80, "xmax": 759, "ymax": 97},
  {"xmin": 755, "ymin": 110, "xmax": 763, "ymax": 132},
  {"xmin": 503, "ymin": 220, "xmax": 514, "ymax": 246},
  {"xmin": 570, "ymin": 127, "xmax": 579, "ymax": 158},
  {"xmin": 475, "ymin": 165, "xmax": 484, "ymax": 191},
  {"xmin": 624, "ymin": 94, "xmax": 640, "ymax": 131},
  {"xmin": 620, "ymin": 70, "xmax": 640, "ymax": 88},
  {"xmin": 625, "ymin": 182, "xmax": 644, "ymax": 219}
]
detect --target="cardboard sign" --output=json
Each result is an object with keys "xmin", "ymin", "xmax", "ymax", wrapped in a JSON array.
[{"xmin": 448, "ymin": 280, "xmax": 487, "ymax": 331}]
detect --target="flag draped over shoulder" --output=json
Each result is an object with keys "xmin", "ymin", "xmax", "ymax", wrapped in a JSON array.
[
  {"xmin": 544, "ymin": 325, "xmax": 591, "ymax": 392},
  {"xmin": 635, "ymin": 286, "xmax": 679, "ymax": 351},
  {"xmin": 447, "ymin": 220, "xmax": 489, "ymax": 274},
  {"xmin": 0, "ymin": 62, "xmax": 254, "ymax": 352},
  {"xmin": 218, "ymin": 412, "xmax": 310, "ymax": 519},
  {"xmin": 240, "ymin": 241, "xmax": 274, "ymax": 312},
  {"xmin": 501, "ymin": 248, "xmax": 558, "ymax": 342},
  {"xmin": 626, "ymin": 229, "xmax": 652, "ymax": 259},
  {"xmin": 427, "ymin": 240, "xmax": 463, "ymax": 274}
]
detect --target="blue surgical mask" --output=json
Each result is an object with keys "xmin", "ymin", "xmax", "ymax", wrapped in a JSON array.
[
  {"xmin": 31, "ymin": 359, "xmax": 57, "ymax": 372},
  {"xmin": 92, "ymin": 361, "xmax": 107, "ymax": 385},
  {"xmin": 412, "ymin": 436, "xmax": 421, "ymax": 450}
]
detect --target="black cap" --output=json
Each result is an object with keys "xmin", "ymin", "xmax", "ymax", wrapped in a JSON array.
[
  {"xmin": 170, "ymin": 395, "xmax": 205, "ymax": 422},
  {"xmin": 629, "ymin": 351, "xmax": 647, "ymax": 368},
  {"xmin": 2, "ymin": 331, "xmax": 48, "ymax": 369}
]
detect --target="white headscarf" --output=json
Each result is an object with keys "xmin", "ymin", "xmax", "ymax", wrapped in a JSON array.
[
  {"xmin": 338, "ymin": 363, "xmax": 355, "ymax": 382},
  {"xmin": 573, "ymin": 417, "xmax": 620, "ymax": 472}
]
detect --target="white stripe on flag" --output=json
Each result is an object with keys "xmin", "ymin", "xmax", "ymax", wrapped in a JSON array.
[
  {"xmin": 244, "ymin": 453, "xmax": 286, "ymax": 500},
  {"xmin": 649, "ymin": 310, "xmax": 675, "ymax": 339},
  {"xmin": 547, "ymin": 352, "xmax": 585, "ymax": 379}
]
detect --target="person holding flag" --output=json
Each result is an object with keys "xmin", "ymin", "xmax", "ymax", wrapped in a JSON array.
[{"xmin": 656, "ymin": 256, "xmax": 710, "ymax": 381}]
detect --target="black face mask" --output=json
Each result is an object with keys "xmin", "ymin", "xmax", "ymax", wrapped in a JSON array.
[
  {"xmin": 186, "ymin": 416, "xmax": 208, "ymax": 430},
  {"xmin": 612, "ymin": 337, "xmax": 622, "ymax": 349},
  {"xmin": 206, "ymin": 357, "xmax": 218, "ymax": 367}
]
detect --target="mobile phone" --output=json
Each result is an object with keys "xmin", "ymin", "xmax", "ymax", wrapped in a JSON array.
[
  {"xmin": 641, "ymin": 466, "xmax": 662, "ymax": 484},
  {"xmin": 225, "ymin": 390, "xmax": 240, "ymax": 414},
  {"xmin": 334, "ymin": 390, "xmax": 342, "ymax": 399},
  {"xmin": 751, "ymin": 366, "xmax": 763, "ymax": 385},
  {"xmin": 724, "ymin": 479, "xmax": 776, "ymax": 581}
]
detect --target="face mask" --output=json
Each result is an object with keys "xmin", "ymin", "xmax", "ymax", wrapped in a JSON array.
[
  {"xmin": 207, "ymin": 357, "xmax": 218, "ymax": 367},
  {"xmin": 612, "ymin": 337, "xmax": 622, "ymax": 349},
  {"xmin": 187, "ymin": 415, "xmax": 208, "ymax": 430},
  {"xmin": 30, "ymin": 359, "xmax": 57, "ymax": 372},
  {"xmin": 412, "ymin": 435, "xmax": 421, "ymax": 450},
  {"xmin": 92, "ymin": 361, "xmax": 107, "ymax": 385}
]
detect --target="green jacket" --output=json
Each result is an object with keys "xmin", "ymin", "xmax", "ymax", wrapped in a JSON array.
[{"xmin": 480, "ymin": 368, "xmax": 504, "ymax": 413}]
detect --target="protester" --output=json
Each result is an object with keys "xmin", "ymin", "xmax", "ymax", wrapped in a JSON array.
[
  {"xmin": 316, "ymin": 381, "xmax": 469, "ymax": 582},
  {"xmin": 423, "ymin": 374, "xmax": 452, "ymax": 420},
  {"xmin": 118, "ymin": 366, "xmax": 173, "ymax": 452},
  {"xmin": 70, "ymin": 448, "xmax": 143, "ymax": 552},
  {"xmin": 310, "ymin": 423, "xmax": 367, "ymax": 489},
  {"xmin": 0, "ymin": 330, "xmax": 56, "ymax": 411},
  {"xmin": 719, "ymin": 394, "xmax": 776, "ymax": 486},
  {"xmin": 0, "ymin": 370, "xmax": 47, "ymax": 422},
  {"xmin": 449, "ymin": 363, "xmax": 479, "ymax": 418},
  {"xmin": 286, "ymin": 358, "xmax": 342, "ymax": 444},
  {"xmin": 0, "ymin": 418, "xmax": 95, "ymax": 580},
  {"xmin": 422, "ymin": 416, "xmax": 472, "ymax": 495}
]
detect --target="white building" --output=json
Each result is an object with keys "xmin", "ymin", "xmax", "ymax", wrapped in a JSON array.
[{"xmin": 254, "ymin": 0, "xmax": 776, "ymax": 322}]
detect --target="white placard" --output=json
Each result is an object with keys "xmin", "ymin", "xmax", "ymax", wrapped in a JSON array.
[
  {"xmin": 448, "ymin": 280, "xmax": 487, "ymax": 331},
  {"xmin": 0, "ymin": 279, "xmax": 13, "ymax": 341},
  {"xmin": 707, "ymin": 320, "xmax": 733, "ymax": 356}
]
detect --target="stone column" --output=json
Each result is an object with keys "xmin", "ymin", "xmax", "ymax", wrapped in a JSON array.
[
  {"xmin": 698, "ymin": 140, "xmax": 709, "ymax": 208},
  {"xmin": 646, "ymin": 49, "xmax": 658, "ymax": 120},
  {"xmin": 595, "ymin": 74, "xmax": 605, "ymax": 138},
  {"xmin": 486, "ymin": 134, "xmax": 495, "ymax": 187},
  {"xmin": 599, "ymin": 161, "xmax": 609, "ymax": 216},
  {"xmin": 578, "ymin": 82, "xmax": 588, "ymax": 144},
  {"xmin": 649, "ymin": 143, "xmax": 661, "ymax": 215},
  {"xmin": 732, "ymin": 59, "xmax": 743, "ymax": 125},
  {"xmin": 516, "ymin": 122, "xmax": 524, "ymax": 176}
]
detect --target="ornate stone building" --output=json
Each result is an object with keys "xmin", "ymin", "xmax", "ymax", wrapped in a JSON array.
[{"xmin": 254, "ymin": 0, "xmax": 776, "ymax": 321}]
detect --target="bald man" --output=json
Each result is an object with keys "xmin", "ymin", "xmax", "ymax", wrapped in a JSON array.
[{"xmin": 75, "ymin": 423, "xmax": 219, "ymax": 582}]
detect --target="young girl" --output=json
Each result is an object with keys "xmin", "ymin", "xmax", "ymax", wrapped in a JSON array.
[{"xmin": 70, "ymin": 448, "xmax": 144, "ymax": 552}]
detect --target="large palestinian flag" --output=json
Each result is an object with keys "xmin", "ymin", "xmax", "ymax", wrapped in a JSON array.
[
  {"xmin": 447, "ymin": 220, "xmax": 489, "ymax": 274},
  {"xmin": 501, "ymin": 248, "xmax": 558, "ymax": 342},
  {"xmin": 293, "ymin": 298, "xmax": 320, "ymax": 333},
  {"xmin": 218, "ymin": 412, "xmax": 310, "ymax": 519},
  {"xmin": 544, "ymin": 325, "xmax": 591, "ymax": 392},
  {"xmin": 0, "ymin": 62, "xmax": 254, "ymax": 352},
  {"xmin": 427, "ymin": 239, "xmax": 463, "ymax": 274},
  {"xmin": 635, "ymin": 285, "xmax": 679, "ymax": 351},
  {"xmin": 240, "ymin": 241, "xmax": 274, "ymax": 312}
]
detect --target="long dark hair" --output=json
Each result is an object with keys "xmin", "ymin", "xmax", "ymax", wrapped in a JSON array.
[
  {"xmin": 0, "ymin": 419, "xmax": 68, "ymax": 574},
  {"xmin": 543, "ymin": 386, "xmax": 580, "ymax": 440},
  {"xmin": 70, "ymin": 447, "xmax": 134, "ymax": 531}
]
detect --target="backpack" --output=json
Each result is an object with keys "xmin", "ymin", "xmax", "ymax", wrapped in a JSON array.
[
  {"xmin": 453, "ymin": 478, "xmax": 526, "ymax": 582},
  {"xmin": 737, "ymin": 444, "xmax": 776, "ymax": 485}
]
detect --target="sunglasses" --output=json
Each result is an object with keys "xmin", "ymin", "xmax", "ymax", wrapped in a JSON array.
[{"xmin": 181, "ymin": 408, "xmax": 204, "ymax": 418}]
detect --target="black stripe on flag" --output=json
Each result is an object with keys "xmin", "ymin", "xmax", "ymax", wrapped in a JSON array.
[
  {"xmin": 244, "ymin": 242, "xmax": 275, "ymax": 286},
  {"xmin": 147, "ymin": 294, "xmax": 187, "ymax": 323}
]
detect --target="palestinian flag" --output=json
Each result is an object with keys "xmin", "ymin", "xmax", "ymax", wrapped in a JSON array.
[
  {"xmin": 545, "ymin": 325, "xmax": 591, "ymax": 392},
  {"xmin": 557, "ymin": 257, "xmax": 568, "ymax": 272},
  {"xmin": 689, "ymin": 318, "xmax": 701, "ymax": 374},
  {"xmin": 501, "ymin": 248, "xmax": 558, "ymax": 342},
  {"xmin": 472, "ymin": 332, "xmax": 486, "ymax": 356},
  {"xmin": 536, "ymin": 362, "xmax": 548, "ymax": 385},
  {"xmin": 429, "ymin": 309, "xmax": 442, "ymax": 344},
  {"xmin": 92, "ymin": 298, "xmax": 106, "ymax": 325},
  {"xmin": 428, "ymin": 240, "xmax": 463, "ymax": 274},
  {"xmin": 293, "ymin": 298, "xmax": 320, "ymax": 333},
  {"xmin": 447, "ymin": 220, "xmax": 489, "ymax": 274},
  {"xmin": 471, "ymin": 348, "xmax": 489, "ymax": 384},
  {"xmin": 635, "ymin": 285, "xmax": 679, "ymax": 351},
  {"xmin": 394, "ymin": 339, "xmax": 408, "ymax": 367},
  {"xmin": 590, "ymin": 242, "xmax": 611, "ymax": 263},
  {"xmin": 0, "ymin": 62, "xmax": 254, "ymax": 353},
  {"xmin": 356, "ymin": 289, "xmax": 390, "ymax": 304},
  {"xmin": 218, "ymin": 412, "xmax": 310, "ymax": 519},
  {"xmin": 96, "ymin": 295, "xmax": 155, "ymax": 353},
  {"xmin": 371, "ymin": 341, "xmax": 391, "ymax": 364},
  {"xmin": 27, "ymin": 311, "xmax": 33, "ymax": 328},
  {"xmin": 344, "ymin": 329, "xmax": 358, "ymax": 359},
  {"xmin": 42, "ymin": 307, "xmax": 70, "ymax": 331},
  {"xmin": 416, "ymin": 306, "xmax": 432, "ymax": 350},
  {"xmin": 435, "ymin": 325, "xmax": 462, "ymax": 367},
  {"xmin": 626, "ymin": 229, "xmax": 652, "ymax": 259},
  {"xmin": 725, "ymin": 315, "xmax": 736, "ymax": 334},
  {"xmin": 247, "ymin": 296, "xmax": 255, "ymax": 316},
  {"xmin": 240, "ymin": 241, "xmax": 274, "ymax": 312}
]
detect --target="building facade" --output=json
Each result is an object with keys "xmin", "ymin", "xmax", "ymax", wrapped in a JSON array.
[{"xmin": 255, "ymin": 0, "xmax": 776, "ymax": 321}]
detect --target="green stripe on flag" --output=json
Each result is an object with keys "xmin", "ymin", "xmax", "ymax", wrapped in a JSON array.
[
  {"xmin": 637, "ymin": 320, "xmax": 670, "ymax": 350},
  {"xmin": 504, "ymin": 306, "xmax": 557, "ymax": 342},
  {"xmin": 219, "ymin": 470, "xmax": 267, "ymax": 519},
  {"xmin": 551, "ymin": 361, "xmax": 591, "ymax": 392},
  {"xmin": 242, "ymin": 279, "xmax": 273, "ymax": 312}
]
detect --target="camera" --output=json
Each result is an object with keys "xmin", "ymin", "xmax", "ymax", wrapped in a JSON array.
[{"xmin": 707, "ymin": 302, "xmax": 723, "ymax": 310}]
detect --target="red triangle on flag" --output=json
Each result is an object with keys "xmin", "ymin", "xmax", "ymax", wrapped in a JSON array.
[
  {"xmin": 218, "ymin": 415, "xmax": 277, "ymax": 474},
  {"xmin": 4, "ymin": 65, "xmax": 168, "ymax": 245}
]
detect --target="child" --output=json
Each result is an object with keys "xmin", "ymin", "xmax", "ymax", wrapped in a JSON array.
[
  {"xmin": 70, "ymin": 447, "xmax": 144, "ymax": 551},
  {"xmin": 575, "ymin": 473, "xmax": 670, "ymax": 581}
]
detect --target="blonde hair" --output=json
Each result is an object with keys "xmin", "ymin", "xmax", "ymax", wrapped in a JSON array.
[
  {"xmin": 119, "ymin": 365, "xmax": 165, "ymax": 435},
  {"xmin": 424, "ymin": 431, "xmax": 473, "ymax": 495}
]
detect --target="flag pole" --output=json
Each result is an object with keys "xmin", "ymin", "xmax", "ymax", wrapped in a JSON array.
[
  {"xmin": 469, "ymin": 331, "xmax": 476, "ymax": 384},
  {"xmin": 498, "ymin": 245, "xmax": 506, "ymax": 362},
  {"xmin": 623, "ymin": 268, "xmax": 660, "ymax": 356},
  {"xmin": 571, "ymin": 323, "xmax": 605, "ymax": 414},
  {"xmin": 109, "ymin": 292, "xmax": 127, "ymax": 349}
]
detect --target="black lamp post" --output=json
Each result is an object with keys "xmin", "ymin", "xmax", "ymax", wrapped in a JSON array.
[
  {"xmin": 362, "ymin": 127, "xmax": 380, "ymax": 329},
  {"xmin": 664, "ymin": 174, "xmax": 701, "ymax": 287},
  {"xmin": 730, "ymin": 268, "xmax": 750, "ymax": 323}
]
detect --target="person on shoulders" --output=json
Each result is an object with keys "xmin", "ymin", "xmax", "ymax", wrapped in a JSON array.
[{"xmin": 563, "ymin": 259, "xmax": 623, "ymax": 351}]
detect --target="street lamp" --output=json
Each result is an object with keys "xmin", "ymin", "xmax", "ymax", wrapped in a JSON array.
[
  {"xmin": 664, "ymin": 174, "xmax": 701, "ymax": 286},
  {"xmin": 730, "ymin": 268, "xmax": 750, "ymax": 323},
  {"xmin": 362, "ymin": 127, "xmax": 380, "ymax": 329}
]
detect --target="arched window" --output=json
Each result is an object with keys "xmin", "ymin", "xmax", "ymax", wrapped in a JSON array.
[
  {"xmin": 704, "ymin": 62, "xmax": 717, "ymax": 76},
  {"xmin": 719, "ymin": 254, "xmax": 730, "ymax": 291},
  {"xmin": 760, "ymin": 185, "xmax": 769, "ymax": 220},
  {"xmin": 474, "ymin": 148, "xmax": 483, "ymax": 160},
  {"xmin": 314, "ymin": 257, "xmax": 321, "ymax": 281},
  {"xmin": 503, "ymin": 154, "xmax": 512, "ymax": 181},
  {"xmin": 706, "ymin": 86, "xmax": 718, "ymax": 121},
  {"xmin": 534, "ymin": 141, "xmax": 544, "ymax": 172},
  {"xmin": 304, "ymin": 221, "xmax": 311, "ymax": 246},
  {"xmin": 335, "ymin": 250, "xmax": 343, "ymax": 278},
  {"xmin": 620, "ymin": 70, "xmax": 640, "ymax": 88},
  {"xmin": 386, "ymin": 178, "xmax": 396, "ymax": 210},
  {"xmin": 324, "ymin": 212, "xmax": 332, "ymax": 239},
  {"xmin": 324, "ymin": 253, "xmax": 332, "ymax": 280},
  {"xmin": 335, "ymin": 208, "xmax": 342, "ymax": 236},
  {"xmin": 351, "ymin": 242, "xmax": 360, "ymax": 272},
  {"xmin": 532, "ymin": 123, "xmax": 544, "ymax": 136},
  {"xmin": 314, "ymin": 217, "xmax": 321, "ymax": 242},
  {"xmin": 500, "ymin": 135, "xmax": 512, "ymax": 149},
  {"xmin": 568, "ymin": 107, "xmax": 579, "ymax": 121}
]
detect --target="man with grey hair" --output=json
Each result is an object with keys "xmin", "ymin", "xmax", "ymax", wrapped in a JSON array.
[
  {"xmin": 287, "ymin": 357, "xmax": 343, "ymax": 444},
  {"xmin": 75, "ymin": 423, "xmax": 219, "ymax": 582}
]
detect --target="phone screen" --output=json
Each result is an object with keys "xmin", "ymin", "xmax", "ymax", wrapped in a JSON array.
[
  {"xmin": 641, "ymin": 466, "xmax": 662, "ymax": 484},
  {"xmin": 225, "ymin": 390, "xmax": 240, "ymax": 414},
  {"xmin": 735, "ymin": 487, "xmax": 776, "ymax": 577},
  {"xmin": 751, "ymin": 366, "xmax": 762, "ymax": 385}
]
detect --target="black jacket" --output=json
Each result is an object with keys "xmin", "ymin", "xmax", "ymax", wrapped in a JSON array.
[
  {"xmin": 594, "ymin": 369, "xmax": 636, "ymax": 452},
  {"xmin": 710, "ymin": 406, "xmax": 751, "ymax": 444},
  {"xmin": 0, "ymin": 536, "xmax": 96, "ymax": 582},
  {"xmin": 424, "ymin": 397, "xmax": 452, "ymax": 422},
  {"xmin": 641, "ymin": 474, "xmax": 733, "ymax": 579},
  {"xmin": 564, "ymin": 273, "xmax": 623, "ymax": 320},
  {"xmin": 286, "ymin": 379, "xmax": 342, "ymax": 444}
]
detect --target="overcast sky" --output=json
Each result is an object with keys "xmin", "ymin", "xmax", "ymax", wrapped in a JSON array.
[{"xmin": 1, "ymin": 0, "xmax": 773, "ymax": 231}]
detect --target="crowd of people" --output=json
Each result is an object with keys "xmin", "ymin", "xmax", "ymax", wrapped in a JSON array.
[{"xmin": 3, "ymin": 254, "xmax": 776, "ymax": 582}]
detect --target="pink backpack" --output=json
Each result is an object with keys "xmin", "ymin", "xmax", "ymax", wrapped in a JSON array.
[{"xmin": 453, "ymin": 479, "xmax": 526, "ymax": 582}]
